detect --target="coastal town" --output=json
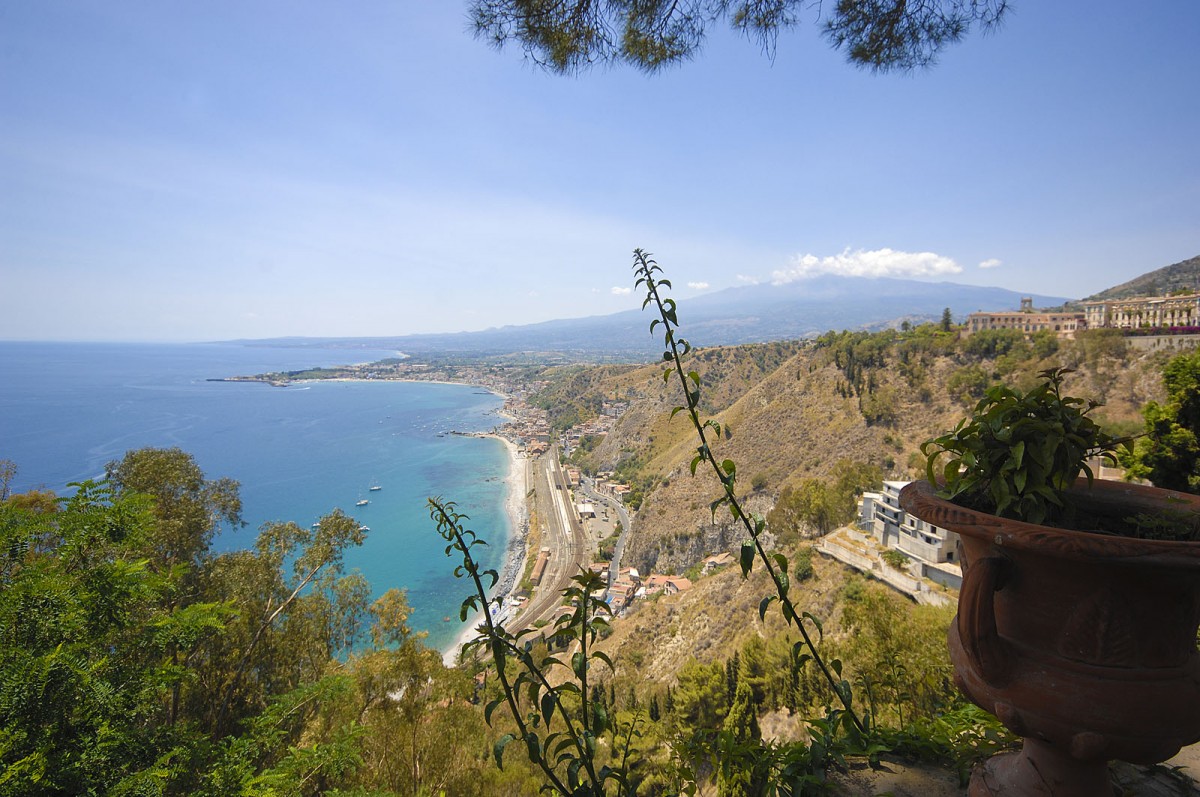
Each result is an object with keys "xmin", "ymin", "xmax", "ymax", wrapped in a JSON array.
[{"xmin": 217, "ymin": 286, "xmax": 1200, "ymax": 647}]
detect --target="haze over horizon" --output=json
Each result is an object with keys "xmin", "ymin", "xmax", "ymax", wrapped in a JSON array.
[{"xmin": 3, "ymin": 2, "xmax": 1198, "ymax": 343}]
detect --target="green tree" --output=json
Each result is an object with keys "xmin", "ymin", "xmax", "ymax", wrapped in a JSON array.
[
  {"xmin": 673, "ymin": 660, "xmax": 728, "ymax": 732},
  {"xmin": 716, "ymin": 680, "xmax": 763, "ymax": 797},
  {"xmin": 770, "ymin": 479, "xmax": 837, "ymax": 537},
  {"xmin": 940, "ymin": 307, "xmax": 953, "ymax": 332},
  {"xmin": 1122, "ymin": 349, "xmax": 1200, "ymax": 492},
  {"xmin": 869, "ymin": 384, "xmax": 904, "ymax": 426},
  {"xmin": 470, "ymin": 0, "xmax": 1007, "ymax": 74},
  {"xmin": 205, "ymin": 510, "xmax": 368, "ymax": 736},
  {"xmin": 739, "ymin": 636, "xmax": 770, "ymax": 709},
  {"xmin": 1031, "ymin": 328, "xmax": 1060, "ymax": 359},
  {"xmin": 106, "ymin": 446, "xmax": 242, "ymax": 578},
  {"xmin": 1, "ymin": 449, "xmax": 488, "ymax": 797},
  {"xmin": 947, "ymin": 363, "xmax": 991, "ymax": 405},
  {"xmin": 725, "ymin": 651, "xmax": 740, "ymax": 701},
  {"xmin": 834, "ymin": 579, "xmax": 958, "ymax": 727},
  {"xmin": 0, "ymin": 481, "xmax": 221, "ymax": 796},
  {"xmin": 962, "ymin": 327, "xmax": 1026, "ymax": 359},
  {"xmin": 0, "ymin": 458, "xmax": 15, "ymax": 500},
  {"xmin": 792, "ymin": 545, "xmax": 815, "ymax": 583},
  {"xmin": 768, "ymin": 460, "xmax": 882, "ymax": 539}
]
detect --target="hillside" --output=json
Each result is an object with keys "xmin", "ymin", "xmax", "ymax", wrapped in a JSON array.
[
  {"xmin": 1083, "ymin": 253, "xmax": 1200, "ymax": 301},
  {"xmin": 559, "ymin": 327, "xmax": 1165, "ymax": 577}
]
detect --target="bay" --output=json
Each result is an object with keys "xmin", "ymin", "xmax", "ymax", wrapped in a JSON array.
[{"xmin": 0, "ymin": 341, "xmax": 511, "ymax": 652}]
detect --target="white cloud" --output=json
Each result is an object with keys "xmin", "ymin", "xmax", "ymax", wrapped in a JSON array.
[
  {"xmin": 611, "ymin": 286, "xmax": 632, "ymax": 296},
  {"xmin": 687, "ymin": 281, "xmax": 710, "ymax": 290},
  {"xmin": 772, "ymin": 248, "xmax": 962, "ymax": 283},
  {"xmin": 979, "ymin": 258, "xmax": 1003, "ymax": 269},
  {"xmin": 736, "ymin": 274, "xmax": 760, "ymax": 285}
]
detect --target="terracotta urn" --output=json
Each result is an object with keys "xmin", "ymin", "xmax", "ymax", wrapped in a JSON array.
[{"xmin": 900, "ymin": 479, "xmax": 1200, "ymax": 797}]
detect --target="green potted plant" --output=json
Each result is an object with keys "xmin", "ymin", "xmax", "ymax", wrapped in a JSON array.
[{"xmin": 901, "ymin": 367, "xmax": 1200, "ymax": 796}]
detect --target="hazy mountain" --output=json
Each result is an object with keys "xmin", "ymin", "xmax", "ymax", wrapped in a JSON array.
[
  {"xmin": 1082, "ymin": 254, "xmax": 1200, "ymax": 302},
  {"xmin": 234, "ymin": 276, "xmax": 1068, "ymax": 359}
]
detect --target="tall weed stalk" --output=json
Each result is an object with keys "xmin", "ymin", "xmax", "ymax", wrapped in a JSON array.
[
  {"xmin": 633, "ymin": 248, "xmax": 867, "ymax": 739},
  {"xmin": 430, "ymin": 498, "xmax": 643, "ymax": 796}
]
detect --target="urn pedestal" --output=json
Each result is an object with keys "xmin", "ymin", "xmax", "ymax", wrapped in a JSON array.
[{"xmin": 900, "ymin": 479, "xmax": 1200, "ymax": 797}]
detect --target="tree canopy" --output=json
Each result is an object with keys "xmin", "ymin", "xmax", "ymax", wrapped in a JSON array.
[
  {"xmin": 470, "ymin": 0, "xmax": 1009, "ymax": 74},
  {"xmin": 0, "ymin": 448, "xmax": 518, "ymax": 796},
  {"xmin": 1122, "ymin": 349, "xmax": 1200, "ymax": 493}
]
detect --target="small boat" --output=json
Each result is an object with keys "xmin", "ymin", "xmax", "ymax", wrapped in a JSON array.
[
  {"xmin": 369, "ymin": 484, "xmax": 382, "ymax": 492},
  {"xmin": 356, "ymin": 499, "xmax": 369, "ymax": 507},
  {"xmin": 358, "ymin": 525, "xmax": 370, "ymax": 532}
]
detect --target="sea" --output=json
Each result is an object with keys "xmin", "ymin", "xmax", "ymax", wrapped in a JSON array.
[{"xmin": 0, "ymin": 341, "xmax": 512, "ymax": 653}]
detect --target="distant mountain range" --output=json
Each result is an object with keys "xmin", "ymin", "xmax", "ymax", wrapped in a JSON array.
[{"xmin": 233, "ymin": 275, "xmax": 1068, "ymax": 360}]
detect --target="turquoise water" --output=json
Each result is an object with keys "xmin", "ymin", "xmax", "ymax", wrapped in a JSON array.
[{"xmin": 0, "ymin": 342, "xmax": 511, "ymax": 652}]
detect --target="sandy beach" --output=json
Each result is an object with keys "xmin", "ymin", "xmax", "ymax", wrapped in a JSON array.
[
  {"xmin": 441, "ymin": 432, "xmax": 529, "ymax": 665},
  {"xmin": 254, "ymin": 372, "xmax": 527, "ymax": 665}
]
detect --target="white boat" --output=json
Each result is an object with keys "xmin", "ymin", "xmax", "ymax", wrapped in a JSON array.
[
  {"xmin": 369, "ymin": 484, "xmax": 382, "ymax": 492},
  {"xmin": 358, "ymin": 525, "xmax": 370, "ymax": 532},
  {"xmin": 356, "ymin": 499, "xmax": 369, "ymax": 507}
]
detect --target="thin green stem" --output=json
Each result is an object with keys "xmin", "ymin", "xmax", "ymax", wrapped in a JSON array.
[
  {"xmin": 428, "ymin": 499, "xmax": 573, "ymax": 795},
  {"xmin": 580, "ymin": 584, "xmax": 590, "ymax": 738},
  {"xmin": 633, "ymin": 249, "xmax": 866, "ymax": 735},
  {"xmin": 430, "ymin": 498, "xmax": 605, "ymax": 794}
]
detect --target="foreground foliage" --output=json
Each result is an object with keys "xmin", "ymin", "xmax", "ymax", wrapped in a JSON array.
[
  {"xmin": 0, "ymin": 449, "xmax": 529, "ymax": 796},
  {"xmin": 1122, "ymin": 347, "xmax": 1200, "ymax": 493},
  {"xmin": 921, "ymin": 367, "xmax": 1118, "ymax": 526},
  {"xmin": 470, "ymin": 0, "xmax": 1009, "ymax": 74}
]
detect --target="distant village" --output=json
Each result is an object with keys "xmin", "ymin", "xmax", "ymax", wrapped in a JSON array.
[{"xmin": 965, "ymin": 291, "xmax": 1200, "ymax": 341}]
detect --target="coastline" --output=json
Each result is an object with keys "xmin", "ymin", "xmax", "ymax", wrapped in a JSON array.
[
  {"xmin": 441, "ymin": 431, "xmax": 529, "ymax": 666},
  {"xmin": 217, "ymin": 366, "xmax": 529, "ymax": 665},
  {"xmin": 210, "ymin": 375, "xmax": 485, "ymax": 390}
]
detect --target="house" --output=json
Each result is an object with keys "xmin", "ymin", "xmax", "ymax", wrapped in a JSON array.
[
  {"xmin": 665, "ymin": 576, "xmax": 692, "ymax": 594},
  {"xmin": 701, "ymin": 552, "xmax": 735, "ymax": 574},
  {"xmin": 1083, "ymin": 293, "xmax": 1200, "ymax": 330},
  {"xmin": 860, "ymin": 481, "xmax": 960, "ymax": 565},
  {"xmin": 855, "ymin": 482, "xmax": 962, "ymax": 591},
  {"xmin": 607, "ymin": 580, "xmax": 637, "ymax": 612},
  {"xmin": 965, "ymin": 298, "xmax": 1086, "ymax": 339},
  {"xmin": 643, "ymin": 574, "xmax": 693, "ymax": 596},
  {"xmin": 617, "ymin": 567, "xmax": 640, "ymax": 584}
]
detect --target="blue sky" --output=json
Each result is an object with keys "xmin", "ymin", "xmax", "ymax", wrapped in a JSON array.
[{"xmin": 2, "ymin": 2, "xmax": 1197, "ymax": 342}]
